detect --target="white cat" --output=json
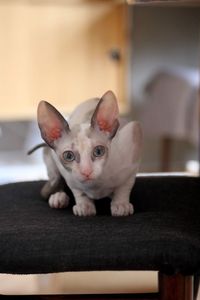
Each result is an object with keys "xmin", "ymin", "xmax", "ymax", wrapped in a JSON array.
[{"xmin": 37, "ymin": 90, "xmax": 143, "ymax": 217}]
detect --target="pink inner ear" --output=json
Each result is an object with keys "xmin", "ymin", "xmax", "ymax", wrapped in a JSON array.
[
  {"xmin": 97, "ymin": 118, "xmax": 113, "ymax": 133},
  {"xmin": 96, "ymin": 105, "xmax": 118, "ymax": 133},
  {"xmin": 44, "ymin": 118, "xmax": 63, "ymax": 142},
  {"xmin": 38, "ymin": 100, "xmax": 69, "ymax": 147},
  {"xmin": 48, "ymin": 127, "xmax": 62, "ymax": 140},
  {"xmin": 95, "ymin": 91, "xmax": 119, "ymax": 133}
]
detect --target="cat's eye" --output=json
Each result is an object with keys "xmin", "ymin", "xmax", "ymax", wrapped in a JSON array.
[
  {"xmin": 93, "ymin": 145, "xmax": 105, "ymax": 158},
  {"xmin": 63, "ymin": 151, "xmax": 75, "ymax": 162}
]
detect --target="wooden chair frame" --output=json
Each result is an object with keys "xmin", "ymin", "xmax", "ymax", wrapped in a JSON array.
[{"xmin": 0, "ymin": 272, "xmax": 197, "ymax": 300}]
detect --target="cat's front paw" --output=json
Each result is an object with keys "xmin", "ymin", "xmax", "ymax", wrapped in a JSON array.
[
  {"xmin": 111, "ymin": 202, "xmax": 134, "ymax": 217},
  {"xmin": 49, "ymin": 192, "xmax": 69, "ymax": 209},
  {"xmin": 73, "ymin": 202, "xmax": 96, "ymax": 217}
]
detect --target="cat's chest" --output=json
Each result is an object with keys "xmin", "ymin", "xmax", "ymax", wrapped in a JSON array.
[{"xmin": 69, "ymin": 178, "xmax": 113, "ymax": 199}]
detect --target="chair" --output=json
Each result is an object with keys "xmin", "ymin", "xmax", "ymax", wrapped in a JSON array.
[{"xmin": 0, "ymin": 175, "xmax": 199, "ymax": 299}]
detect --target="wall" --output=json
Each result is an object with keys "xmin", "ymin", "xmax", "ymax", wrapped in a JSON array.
[
  {"xmin": 129, "ymin": 6, "xmax": 200, "ymax": 172},
  {"xmin": 130, "ymin": 6, "xmax": 200, "ymax": 101}
]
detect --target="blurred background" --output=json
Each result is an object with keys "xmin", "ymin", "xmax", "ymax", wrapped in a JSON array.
[
  {"xmin": 0, "ymin": 0, "xmax": 199, "ymax": 296},
  {"xmin": 0, "ymin": 0, "xmax": 199, "ymax": 185},
  {"xmin": 0, "ymin": 0, "xmax": 199, "ymax": 184},
  {"xmin": 130, "ymin": 5, "xmax": 199, "ymax": 173}
]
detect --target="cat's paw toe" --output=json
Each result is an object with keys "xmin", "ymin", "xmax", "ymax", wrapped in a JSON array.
[
  {"xmin": 73, "ymin": 202, "xmax": 96, "ymax": 217},
  {"xmin": 49, "ymin": 192, "xmax": 69, "ymax": 209},
  {"xmin": 111, "ymin": 202, "xmax": 134, "ymax": 217}
]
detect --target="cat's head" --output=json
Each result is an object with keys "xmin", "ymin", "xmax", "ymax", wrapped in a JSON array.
[{"xmin": 37, "ymin": 91, "xmax": 119, "ymax": 183}]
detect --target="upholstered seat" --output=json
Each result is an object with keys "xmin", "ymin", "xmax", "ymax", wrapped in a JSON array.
[{"xmin": 0, "ymin": 176, "xmax": 199, "ymax": 299}]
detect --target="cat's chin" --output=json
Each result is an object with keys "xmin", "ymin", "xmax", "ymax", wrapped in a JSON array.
[
  {"xmin": 80, "ymin": 178, "xmax": 93, "ymax": 183},
  {"xmin": 78, "ymin": 176, "xmax": 94, "ymax": 184}
]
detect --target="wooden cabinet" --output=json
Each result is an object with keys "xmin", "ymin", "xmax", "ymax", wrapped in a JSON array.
[{"xmin": 0, "ymin": 1, "xmax": 128, "ymax": 120}]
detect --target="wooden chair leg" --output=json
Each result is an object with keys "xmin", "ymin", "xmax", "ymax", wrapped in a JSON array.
[
  {"xmin": 194, "ymin": 276, "xmax": 199, "ymax": 300},
  {"xmin": 158, "ymin": 272, "xmax": 194, "ymax": 300}
]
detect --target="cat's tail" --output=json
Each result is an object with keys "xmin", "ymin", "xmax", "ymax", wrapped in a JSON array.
[{"xmin": 27, "ymin": 143, "xmax": 48, "ymax": 155}]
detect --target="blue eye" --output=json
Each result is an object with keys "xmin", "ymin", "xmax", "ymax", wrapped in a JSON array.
[
  {"xmin": 93, "ymin": 145, "xmax": 105, "ymax": 158},
  {"xmin": 63, "ymin": 151, "xmax": 75, "ymax": 162}
]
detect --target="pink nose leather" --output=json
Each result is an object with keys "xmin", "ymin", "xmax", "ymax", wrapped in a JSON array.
[{"xmin": 81, "ymin": 170, "xmax": 92, "ymax": 178}]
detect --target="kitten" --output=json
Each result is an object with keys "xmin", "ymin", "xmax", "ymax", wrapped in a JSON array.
[{"xmin": 36, "ymin": 90, "xmax": 143, "ymax": 217}]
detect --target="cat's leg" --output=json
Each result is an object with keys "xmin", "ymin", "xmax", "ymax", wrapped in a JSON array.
[
  {"xmin": 111, "ymin": 176, "xmax": 136, "ymax": 217},
  {"xmin": 71, "ymin": 189, "xmax": 96, "ymax": 217},
  {"xmin": 49, "ymin": 191, "xmax": 69, "ymax": 209},
  {"xmin": 42, "ymin": 148, "xmax": 70, "ymax": 209},
  {"xmin": 41, "ymin": 175, "xmax": 64, "ymax": 199}
]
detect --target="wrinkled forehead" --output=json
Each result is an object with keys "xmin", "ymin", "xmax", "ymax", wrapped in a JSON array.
[
  {"xmin": 74, "ymin": 125, "xmax": 92, "ymax": 150},
  {"xmin": 73, "ymin": 124, "xmax": 109, "ymax": 149},
  {"xmin": 56, "ymin": 123, "xmax": 109, "ymax": 153}
]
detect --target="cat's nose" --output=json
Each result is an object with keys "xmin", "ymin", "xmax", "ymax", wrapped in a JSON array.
[{"xmin": 80, "ymin": 169, "xmax": 92, "ymax": 179}]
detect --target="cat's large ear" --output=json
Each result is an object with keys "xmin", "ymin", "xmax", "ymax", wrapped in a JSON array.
[
  {"xmin": 91, "ymin": 90, "xmax": 119, "ymax": 139},
  {"xmin": 37, "ymin": 101, "xmax": 70, "ymax": 148}
]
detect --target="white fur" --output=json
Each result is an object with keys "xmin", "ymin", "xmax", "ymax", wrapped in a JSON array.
[
  {"xmin": 41, "ymin": 96, "xmax": 143, "ymax": 217},
  {"xmin": 49, "ymin": 192, "xmax": 69, "ymax": 209}
]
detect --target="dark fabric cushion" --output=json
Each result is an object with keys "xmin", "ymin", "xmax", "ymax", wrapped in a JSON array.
[{"xmin": 0, "ymin": 176, "xmax": 199, "ymax": 275}]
